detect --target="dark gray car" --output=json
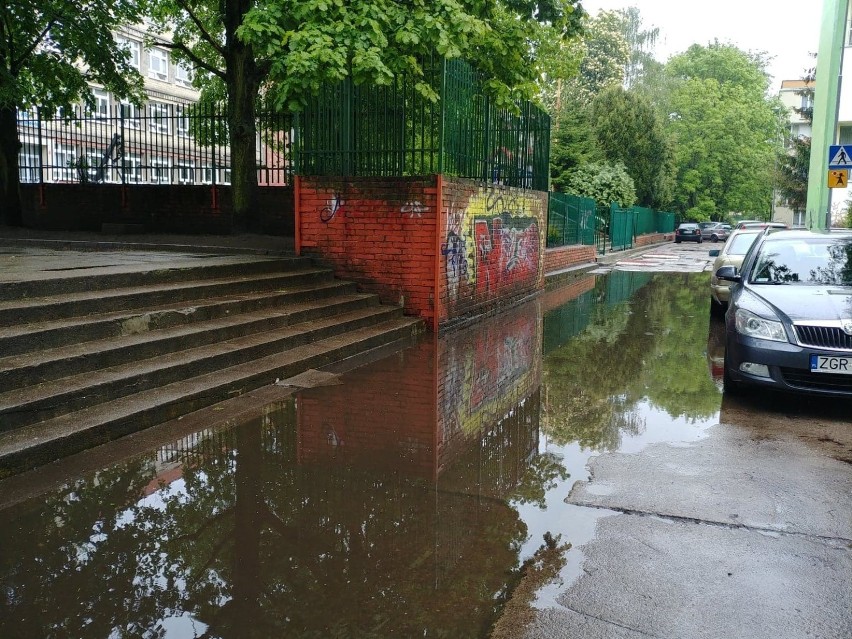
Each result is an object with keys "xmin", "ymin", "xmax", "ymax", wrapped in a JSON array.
[{"xmin": 717, "ymin": 230, "xmax": 852, "ymax": 397}]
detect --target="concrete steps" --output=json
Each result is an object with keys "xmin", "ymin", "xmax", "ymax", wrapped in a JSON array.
[{"xmin": 0, "ymin": 252, "xmax": 423, "ymax": 476}]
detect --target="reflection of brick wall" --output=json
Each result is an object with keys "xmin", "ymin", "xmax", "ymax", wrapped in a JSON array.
[
  {"xmin": 298, "ymin": 176, "xmax": 439, "ymax": 326},
  {"xmin": 543, "ymin": 245, "xmax": 597, "ymax": 273},
  {"xmin": 296, "ymin": 340, "xmax": 438, "ymax": 478},
  {"xmin": 542, "ymin": 274, "xmax": 596, "ymax": 312}
]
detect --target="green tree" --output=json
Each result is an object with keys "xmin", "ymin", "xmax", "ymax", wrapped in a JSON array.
[
  {"xmin": 664, "ymin": 43, "xmax": 786, "ymax": 218},
  {"xmin": 146, "ymin": 0, "xmax": 584, "ymax": 228},
  {"xmin": 616, "ymin": 6, "xmax": 659, "ymax": 89},
  {"xmin": 565, "ymin": 161, "xmax": 637, "ymax": 207},
  {"xmin": 0, "ymin": 0, "xmax": 144, "ymax": 226},
  {"xmin": 549, "ymin": 104, "xmax": 601, "ymax": 190},
  {"xmin": 589, "ymin": 86, "xmax": 674, "ymax": 207}
]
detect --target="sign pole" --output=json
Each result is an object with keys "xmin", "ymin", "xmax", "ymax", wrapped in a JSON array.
[{"xmin": 805, "ymin": 0, "xmax": 848, "ymax": 230}]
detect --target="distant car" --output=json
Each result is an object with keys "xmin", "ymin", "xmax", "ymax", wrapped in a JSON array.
[
  {"xmin": 708, "ymin": 228, "xmax": 763, "ymax": 310},
  {"xmin": 735, "ymin": 221, "xmax": 788, "ymax": 230},
  {"xmin": 717, "ymin": 229, "xmax": 852, "ymax": 397},
  {"xmin": 675, "ymin": 223, "xmax": 702, "ymax": 243},
  {"xmin": 700, "ymin": 222, "xmax": 731, "ymax": 242}
]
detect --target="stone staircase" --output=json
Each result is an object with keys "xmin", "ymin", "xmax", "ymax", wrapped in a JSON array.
[{"xmin": 0, "ymin": 253, "xmax": 423, "ymax": 476}]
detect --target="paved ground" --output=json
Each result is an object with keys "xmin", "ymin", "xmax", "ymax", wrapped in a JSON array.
[{"xmin": 602, "ymin": 241, "xmax": 716, "ymax": 273}]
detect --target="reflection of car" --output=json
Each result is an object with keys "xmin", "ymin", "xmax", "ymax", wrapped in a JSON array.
[
  {"xmin": 735, "ymin": 221, "xmax": 788, "ymax": 230},
  {"xmin": 708, "ymin": 229, "xmax": 763, "ymax": 310},
  {"xmin": 700, "ymin": 222, "xmax": 731, "ymax": 242},
  {"xmin": 675, "ymin": 223, "xmax": 702, "ymax": 243},
  {"xmin": 718, "ymin": 230, "xmax": 852, "ymax": 397}
]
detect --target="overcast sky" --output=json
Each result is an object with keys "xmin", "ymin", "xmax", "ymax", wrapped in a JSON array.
[{"xmin": 579, "ymin": 0, "xmax": 827, "ymax": 89}]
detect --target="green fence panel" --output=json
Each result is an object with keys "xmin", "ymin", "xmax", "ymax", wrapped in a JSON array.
[
  {"xmin": 605, "ymin": 270, "xmax": 653, "ymax": 306},
  {"xmin": 610, "ymin": 204, "xmax": 634, "ymax": 251},
  {"xmin": 655, "ymin": 211, "xmax": 676, "ymax": 233},
  {"xmin": 547, "ymin": 192, "xmax": 597, "ymax": 248},
  {"xmin": 633, "ymin": 206, "xmax": 655, "ymax": 236}
]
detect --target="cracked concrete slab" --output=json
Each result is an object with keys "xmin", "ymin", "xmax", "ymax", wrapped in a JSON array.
[{"xmin": 526, "ymin": 514, "xmax": 852, "ymax": 639}]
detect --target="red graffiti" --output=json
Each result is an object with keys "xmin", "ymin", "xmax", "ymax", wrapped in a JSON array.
[{"xmin": 474, "ymin": 217, "xmax": 540, "ymax": 297}]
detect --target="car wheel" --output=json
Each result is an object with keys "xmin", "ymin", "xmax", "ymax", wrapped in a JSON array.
[
  {"xmin": 675, "ymin": 239, "xmax": 681, "ymax": 244},
  {"xmin": 711, "ymin": 234, "xmax": 718, "ymax": 242},
  {"xmin": 698, "ymin": 237, "xmax": 703, "ymax": 244}
]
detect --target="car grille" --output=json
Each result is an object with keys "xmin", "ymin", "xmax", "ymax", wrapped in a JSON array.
[
  {"xmin": 794, "ymin": 325, "xmax": 852, "ymax": 351},
  {"xmin": 779, "ymin": 368, "xmax": 852, "ymax": 393}
]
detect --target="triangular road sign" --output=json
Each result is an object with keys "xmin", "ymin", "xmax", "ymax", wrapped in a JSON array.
[{"xmin": 828, "ymin": 145, "xmax": 852, "ymax": 168}]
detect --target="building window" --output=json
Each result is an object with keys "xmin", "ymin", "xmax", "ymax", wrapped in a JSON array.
[
  {"xmin": 793, "ymin": 211, "xmax": 805, "ymax": 228},
  {"xmin": 175, "ymin": 62, "xmax": 193, "ymax": 86},
  {"xmin": 177, "ymin": 161, "xmax": 195, "ymax": 184},
  {"xmin": 176, "ymin": 105, "xmax": 190, "ymax": 138},
  {"xmin": 83, "ymin": 149, "xmax": 102, "ymax": 182},
  {"xmin": 148, "ymin": 48, "xmax": 169, "ymax": 81},
  {"xmin": 90, "ymin": 89, "xmax": 109, "ymax": 118},
  {"xmin": 200, "ymin": 165, "xmax": 213, "ymax": 184},
  {"xmin": 120, "ymin": 100, "xmax": 141, "ymax": 128},
  {"xmin": 52, "ymin": 143, "xmax": 76, "ymax": 182},
  {"xmin": 220, "ymin": 168, "xmax": 231, "ymax": 185},
  {"xmin": 839, "ymin": 125, "xmax": 852, "ymax": 146},
  {"xmin": 149, "ymin": 102, "xmax": 170, "ymax": 134},
  {"xmin": 151, "ymin": 157, "xmax": 171, "ymax": 184},
  {"xmin": 19, "ymin": 144, "xmax": 42, "ymax": 183},
  {"xmin": 124, "ymin": 154, "xmax": 142, "ymax": 183},
  {"xmin": 116, "ymin": 36, "xmax": 141, "ymax": 70}
]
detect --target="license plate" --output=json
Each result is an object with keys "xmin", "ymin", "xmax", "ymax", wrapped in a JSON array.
[{"xmin": 810, "ymin": 355, "xmax": 852, "ymax": 374}]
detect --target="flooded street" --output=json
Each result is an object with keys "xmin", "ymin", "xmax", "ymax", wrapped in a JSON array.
[{"xmin": 2, "ymin": 267, "xmax": 850, "ymax": 638}]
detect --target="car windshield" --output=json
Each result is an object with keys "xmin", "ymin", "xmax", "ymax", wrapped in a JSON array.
[
  {"xmin": 726, "ymin": 233, "xmax": 760, "ymax": 255},
  {"xmin": 749, "ymin": 237, "xmax": 852, "ymax": 285}
]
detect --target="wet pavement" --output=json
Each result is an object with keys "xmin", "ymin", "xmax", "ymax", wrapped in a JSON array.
[{"xmin": 1, "ymin": 255, "xmax": 851, "ymax": 639}]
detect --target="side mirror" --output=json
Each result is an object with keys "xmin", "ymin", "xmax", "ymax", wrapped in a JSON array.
[
  {"xmin": 708, "ymin": 249, "xmax": 720, "ymax": 257},
  {"xmin": 715, "ymin": 266, "xmax": 741, "ymax": 282}
]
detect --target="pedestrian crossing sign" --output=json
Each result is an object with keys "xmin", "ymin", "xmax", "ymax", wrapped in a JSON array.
[
  {"xmin": 828, "ymin": 169, "xmax": 848, "ymax": 189},
  {"xmin": 828, "ymin": 145, "xmax": 852, "ymax": 168}
]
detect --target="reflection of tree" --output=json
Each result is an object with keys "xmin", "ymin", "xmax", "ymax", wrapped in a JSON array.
[
  {"xmin": 2, "ymin": 393, "xmax": 557, "ymax": 638},
  {"xmin": 542, "ymin": 273, "xmax": 720, "ymax": 449},
  {"xmin": 809, "ymin": 242, "xmax": 852, "ymax": 286}
]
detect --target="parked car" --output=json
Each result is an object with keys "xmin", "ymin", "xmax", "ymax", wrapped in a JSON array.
[
  {"xmin": 700, "ymin": 222, "xmax": 731, "ymax": 242},
  {"xmin": 735, "ymin": 221, "xmax": 788, "ymax": 230},
  {"xmin": 708, "ymin": 228, "xmax": 763, "ymax": 311},
  {"xmin": 717, "ymin": 229, "xmax": 852, "ymax": 397},
  {"xmin": 675, "ymin": 223, "xmax": 702, "ymax": 243}
]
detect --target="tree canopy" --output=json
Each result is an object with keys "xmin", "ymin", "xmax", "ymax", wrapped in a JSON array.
[{"xmin": 0, "ymin": 0, "xmax": 145, "ymax": 225}]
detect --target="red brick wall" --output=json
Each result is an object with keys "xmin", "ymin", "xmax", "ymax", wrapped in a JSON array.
[
  {"xmin": 543, "ymin": 245, "xmax": 597, "ymax": 273},
  {"xmin": 298, "ymin": 176, "xmax": 439, "ymax": 326},
  {"xmin": 635, "ymin": 232, "xmax": 672, "ymax": 246},
  {"xmin": 20, "ymin": 184, "xmax": 294, "ymax": 235},
  {"xmin": 438, "ymin": 178, "xmax": 547, "ymax": 326}
]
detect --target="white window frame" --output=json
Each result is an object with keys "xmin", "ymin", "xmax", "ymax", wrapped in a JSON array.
[
  {"xmin": 148, "ymin": 48, "xmax": 169, "ymax": 81},
  {"xmin": 116, "ymin": 36, "xmax": 141, "ymax": 70},
  {"xmin": 176, "ymin": 105, "xmax": 190, "ymax": 138},
  {"xmin": 148, "ymin": 102, "xmax": 170, "ymax": 135},
  {"xmin": 120, "ymin": 100, "xmax": 141, "ymax": 128},
  {"xmin": 52, "ymin": 143, "xmax": 76, "ymax": 182},
  {"xmin": 175, "ymin": 62, "xmax": 193, "ymax": 86},
  {"xmin": 200, "ymin": 165, "xmax": 214, "ymax": 184},
  {"xmin": 220, "ymin": 168, "xmax": 231, "ymax": 185},
  {"xmin": 83, "ymin": 149, "xmax": 102, "ymax": 182},
  {"xmin": 150, "ymin": 157, "xmax": 171, "ymax": 184},
  {"xmin": 19, "ymin": 144, "xmax": 42, "ymax": 183},
  {"xmin": 124, "ymin": 154, "xmax": 142, "ymax": 183},
  {"xmin": 91, "ymin": 89, "xmax": 109, "ymax": 119},
  {"xmin": 177, "ymin": 160, "xmax": 195, "ymax": 184}
]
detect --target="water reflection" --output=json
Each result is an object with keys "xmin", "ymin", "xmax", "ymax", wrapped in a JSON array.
[{"xmin": 0, "ymin": 270, "xmax": 723, "ymax": 638}]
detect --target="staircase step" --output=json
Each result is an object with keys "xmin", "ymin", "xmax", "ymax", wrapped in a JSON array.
[
  {"xmin": 0, "ymin": 279, "xmax": 358, "ymax": 356},
  {"xmin": 0, "ymin": 255, "xmax": 311, "ymax": 299},
  {"xmin": 0, "ymin": 317, "xmax": 423, "ymax": 476},
  {"xmin": 0, "ymin": 293, "xmax": 383, "ymax": 394},
  {"xmin": 0, "ymin": 267, "xmax": 335, "ymax": 326}
]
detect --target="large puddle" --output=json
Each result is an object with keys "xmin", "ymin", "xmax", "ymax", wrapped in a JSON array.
[{"xmin": 0, "ymin": 271, "xmax": 722, "ymax": 638}]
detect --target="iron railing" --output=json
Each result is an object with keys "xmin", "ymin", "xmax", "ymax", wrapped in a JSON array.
[
  {"xmin": 546, "ymin": 192, "xmax": 598, "ymax": 248},
  {"xmin": 17, "ymin": 104, "xmax": 293, "ymax": 186},
  {"xmin": 296, "ymin": 58, "xmax": 551, "ymax": 190}
]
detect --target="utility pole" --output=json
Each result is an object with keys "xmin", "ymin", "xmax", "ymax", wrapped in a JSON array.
[{"xmin": 806, "ymin": 0, "xmax": 849, "ymax": 230}]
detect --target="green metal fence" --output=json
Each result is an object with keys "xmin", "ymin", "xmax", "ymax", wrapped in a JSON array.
[
  {"xmin": 610, "ymin": 203, "xmax": 635, "ymax": 251},
  {"xmin": 546, "ymin": 192, "xmax": 598, "ymax": 248},
  {"xmin": 296, "ymin": 58, "xmax": 550, "ymax": 190}
]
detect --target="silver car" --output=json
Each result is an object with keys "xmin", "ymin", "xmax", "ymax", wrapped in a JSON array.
[{"xmin": 700, "ymin": 222, "xmax": 730, "ymax": 242}]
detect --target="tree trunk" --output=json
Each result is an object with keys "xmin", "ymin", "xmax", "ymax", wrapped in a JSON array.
[
  {"xmin": 225, "ymin": 0, "xmax": 260, "ymax": 232},
  {"xmin": 0, "ymin": 106, "xmax": 23, "ymax": 226}
]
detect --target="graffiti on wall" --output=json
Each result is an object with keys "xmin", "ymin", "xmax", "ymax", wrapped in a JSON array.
[
  {"xmin": 319, "ymin": 193, "xmax": 345, "ymax": 223},
  {"xmin": 441, "ymin": 186, "xmax": 543, "ymax": 306},
  {"xmin": 400, "ymin": 201, "xmax": 429, "ymax": 218}
]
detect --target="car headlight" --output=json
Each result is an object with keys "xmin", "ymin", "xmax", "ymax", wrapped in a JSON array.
[{"xmin": 734, "ymin": 308, "xmax": 787, "ymax": 342}]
